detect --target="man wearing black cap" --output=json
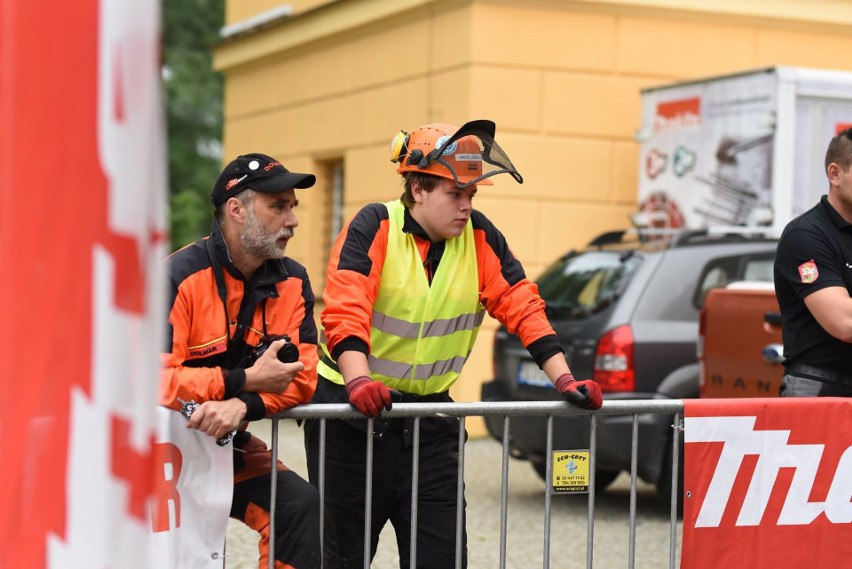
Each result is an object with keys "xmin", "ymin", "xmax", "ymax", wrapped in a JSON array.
[{"xmin": 160, "ymin": 153, "xmax": 321, "ymax": 568}]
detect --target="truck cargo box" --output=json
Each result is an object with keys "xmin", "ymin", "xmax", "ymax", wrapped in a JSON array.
[{"xmin": 636, "ymin": 66, "xmax": 852, "ymax": 235}]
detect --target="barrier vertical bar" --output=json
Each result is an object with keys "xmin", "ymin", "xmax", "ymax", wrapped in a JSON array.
[
  {"xmin": 543, "ymin": 414, "xmax": 554, "ymax": 569},
  {"xmin": 628, "ymin": 414, "xmax": 639, "ymax": 569},
  {"xmin": 364, "ymin": 418, "xmax": 374, "ymax": 569},
  {"xmin": 319, "ymin": 418, "xmax": 327, "ymax": 569},
  {"xmin": 269, "ymin": 418, "xmax": 279, "ymax": 569},
  {"xmin": 455, "ymin": 416, "xmax": 466, "ymax": 569},
  {"xmin": 669, "ymin": 412, "xmax": 681, "ymax": 569},
  {"xmin": 410, "ymin": 417, "xmax": 421, "ymax": 569},
  {"xmin": 499, "ymin": 416, "xmax": 510, "ymax": 569},
  {"xmin": 587, "ymin": 413, "xmax": 597, "ymax": 569}
]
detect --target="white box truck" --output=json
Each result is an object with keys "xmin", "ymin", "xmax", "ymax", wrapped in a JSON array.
[{"xmin": 636, "ymin": 66, "xmax": 852, "ymax": 235}]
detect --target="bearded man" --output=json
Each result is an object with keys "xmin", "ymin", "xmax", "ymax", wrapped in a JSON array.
[{"xmin": 160, "ymin": 153, "xmax": 321, "ymax": 569}]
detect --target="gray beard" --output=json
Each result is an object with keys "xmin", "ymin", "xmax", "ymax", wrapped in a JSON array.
[{"xmin": 240, "ymin": 209, "xmax": 289, "ymax": 259}]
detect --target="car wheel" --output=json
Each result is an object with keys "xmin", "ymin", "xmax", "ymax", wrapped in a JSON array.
[{"xmin": 531, "ymin": 461, "xmax": 620, "ymax": 493}]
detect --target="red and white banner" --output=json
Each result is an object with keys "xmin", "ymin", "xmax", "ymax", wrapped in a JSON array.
[
  {"xmin": 0, "ymin": 1, "xmax": 168, "ymax": 567},
  {"xmin": 148, "ymin": 408, "xmax": 233, "ymax": 568},
  {"xmin": 683, "ymin": 398, "xmax": 852, "ymax": 569}
]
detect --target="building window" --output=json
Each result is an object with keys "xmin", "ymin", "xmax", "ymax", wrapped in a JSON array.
[
  {"xmin": 329, "ymin": 160, "xmax": 344, "ymax": 244},
  {"xmin": 318, "ymin": 158, "xmax": 345, "ymax": 268}
]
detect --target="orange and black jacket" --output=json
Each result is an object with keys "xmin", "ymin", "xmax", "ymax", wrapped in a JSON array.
[
  {"xmin": 160, "ymin": 222, "xmax": 318, "ymax": 421},
  {"xmin": 322, "ymin": 202, "xmax": 563, "ymax": 368}
]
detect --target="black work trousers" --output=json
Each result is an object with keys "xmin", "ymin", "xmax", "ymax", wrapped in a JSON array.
[
  {"xmin": 230, "ymin": 432, "xmax": 321, "ymax": 569},
  {"xmin": 304, "ymin": 416, "xmax": 468, "ymax": 569}
]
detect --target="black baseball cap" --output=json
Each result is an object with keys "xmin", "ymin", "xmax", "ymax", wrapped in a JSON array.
[{"xmin": 210, "ymin": 153, "xmax": 316, "ymax": 207}]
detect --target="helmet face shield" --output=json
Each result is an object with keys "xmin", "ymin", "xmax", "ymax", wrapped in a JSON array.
[{"xmin": 392, "ymin": 120, "xmax": 524, "ymax": 188}]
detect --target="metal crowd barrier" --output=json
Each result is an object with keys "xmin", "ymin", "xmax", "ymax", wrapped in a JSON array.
[{"xmin": 261, "ymin": 400, "xmax": 683, "ymax": 569}]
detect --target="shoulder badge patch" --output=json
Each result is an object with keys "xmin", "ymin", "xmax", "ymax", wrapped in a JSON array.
[{"xmin": 798, "ymin": 260, "xmax": 818, "ymax": 284}]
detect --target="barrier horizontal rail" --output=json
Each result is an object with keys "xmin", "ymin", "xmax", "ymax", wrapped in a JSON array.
[
  {"xmin": 260, "ymin": 399, "xmax": 683, "ymax": 569},
  {"xmin": 270, "ymin": 399, "xmax": 684, "ymax": 420}
]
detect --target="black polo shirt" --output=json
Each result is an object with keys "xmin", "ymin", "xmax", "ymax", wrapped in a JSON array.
[{"xmin": 774, "ymin": 195, "xmax": 852, "ymax": 372}]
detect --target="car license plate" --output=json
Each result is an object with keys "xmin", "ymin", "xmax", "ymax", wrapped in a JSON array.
[{"xmin": 517, "ymin": 361, "xmax": 551, "ymax": 387}]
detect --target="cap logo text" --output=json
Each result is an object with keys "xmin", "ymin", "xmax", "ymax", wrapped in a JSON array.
[{"xmin": 225, "ymin": 174, "xmax": 247, "ymax": 191}]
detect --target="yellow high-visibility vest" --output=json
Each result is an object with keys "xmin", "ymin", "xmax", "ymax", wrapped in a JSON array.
[{"xmin": 318, "ymin": 200, "xmax": 485, "ymax": 395}]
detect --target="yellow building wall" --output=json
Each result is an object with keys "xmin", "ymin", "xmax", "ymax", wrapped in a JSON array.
[{"xmin": 214, "ymin": 0, "xmax": 852, "ymax": 435}]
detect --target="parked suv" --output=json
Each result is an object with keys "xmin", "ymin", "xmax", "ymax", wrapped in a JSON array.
[{"xmin": 481, "ymin": 228, "xmax": 778, "ymax": 501}]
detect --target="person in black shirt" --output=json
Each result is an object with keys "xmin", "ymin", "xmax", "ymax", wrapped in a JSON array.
[{"xmin": 774, "ymin": 127, "xmax": 852, "ymax": 397}]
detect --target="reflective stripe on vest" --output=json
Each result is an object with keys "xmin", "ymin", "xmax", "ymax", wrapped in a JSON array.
[{"xmin": 318, "ymin": 200, "xmax": 484, "ymax": 395}]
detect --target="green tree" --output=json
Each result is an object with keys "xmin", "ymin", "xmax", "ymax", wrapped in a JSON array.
[{"xmin": 163, "ymin": 0, "xmax": 224, "ymax": 251}]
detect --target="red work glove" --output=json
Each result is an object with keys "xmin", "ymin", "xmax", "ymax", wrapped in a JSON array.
[
  {"xmin": 556, "ymin": 373, "xmax": 603, "ymax": 410},
  {"xmin": 345, "ymin": 376, "xmax": 393, "ymax": 418}
]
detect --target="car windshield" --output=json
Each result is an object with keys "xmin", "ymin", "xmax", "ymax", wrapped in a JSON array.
[{"xmin": 536, "ymin": 251, "xmax": 641, "ymax": 319}]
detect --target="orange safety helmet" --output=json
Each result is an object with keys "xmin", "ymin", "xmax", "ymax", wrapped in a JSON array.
[{"xmin": 389, "ymin": 120, "xmax": 523, "ymax": 188}]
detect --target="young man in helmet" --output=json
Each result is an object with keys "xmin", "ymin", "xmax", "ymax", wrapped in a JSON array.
[{"xmin": 304, "ymin": 120, "xmax": 602, "ymax": 568}]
